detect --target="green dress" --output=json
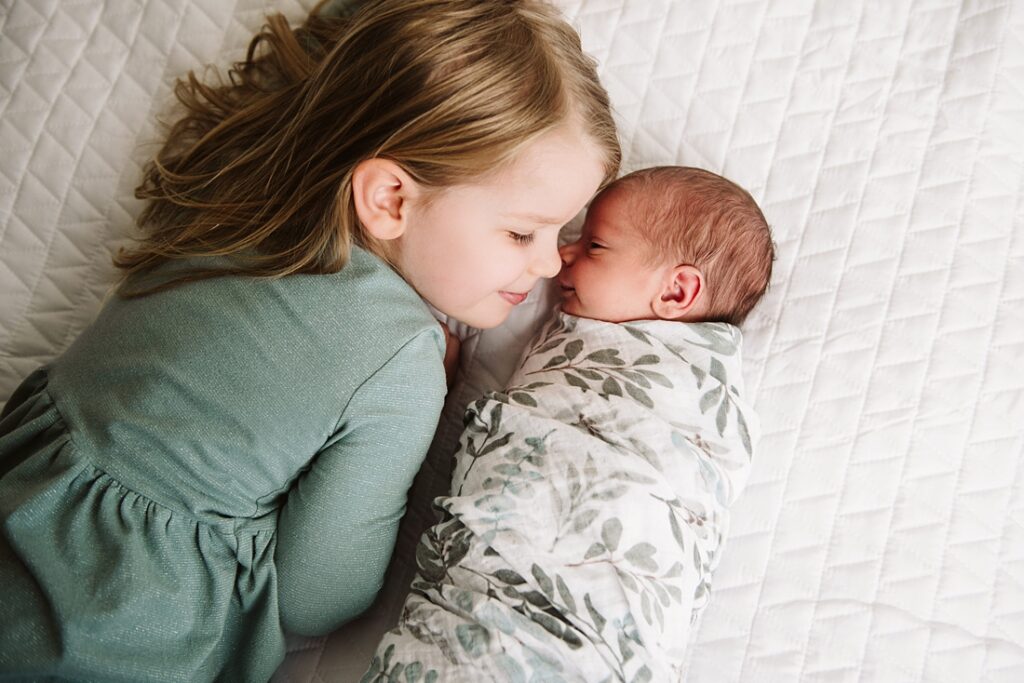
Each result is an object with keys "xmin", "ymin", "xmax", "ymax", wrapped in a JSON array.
[{"xmin": 0, "ymin": 246, "xmax": 447, "ymax": 682}]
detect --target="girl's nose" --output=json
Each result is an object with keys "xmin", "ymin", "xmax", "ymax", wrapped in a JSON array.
[{"xmin": 532, "ymin": 240, "xmax": 563, "ymax": 279}]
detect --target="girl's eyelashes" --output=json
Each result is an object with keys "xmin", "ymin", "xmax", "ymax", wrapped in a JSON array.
[
  {"xmin": 509, "ymin": 231, "xmax": 535, "ymax": 245},
  {"xmin": 588, "ymin": 241, "xmax": 604, "ymax": 250}
]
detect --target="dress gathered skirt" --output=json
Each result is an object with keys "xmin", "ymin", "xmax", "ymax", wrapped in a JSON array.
[{"xmin": 0, "ymin": 368, "xmax": 284, "ymax": 682}]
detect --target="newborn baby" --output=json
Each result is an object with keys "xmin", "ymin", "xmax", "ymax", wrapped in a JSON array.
[{"xmin": 365, "ymin": 166, "xmax": 774, "ymax": 682}]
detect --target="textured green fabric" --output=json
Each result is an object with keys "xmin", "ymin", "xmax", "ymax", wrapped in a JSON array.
[{"xmin": 0, "ymin": 246, "xmax": 447, "ymax": 682}]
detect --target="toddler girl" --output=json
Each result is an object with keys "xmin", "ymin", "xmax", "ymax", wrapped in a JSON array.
[{"xmin": 0, "ymin": 1, "xmax": 619, "ymax": 680}]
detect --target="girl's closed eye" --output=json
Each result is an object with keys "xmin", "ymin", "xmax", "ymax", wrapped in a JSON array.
[{"xmin": 509, "ymin": 231, "xmax": 535, "ymax": 245}]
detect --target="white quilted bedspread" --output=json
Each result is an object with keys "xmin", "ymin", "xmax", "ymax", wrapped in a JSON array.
[{"xmin": 2, "ymin": 1, "xmax": 1022, "ymax": 682}]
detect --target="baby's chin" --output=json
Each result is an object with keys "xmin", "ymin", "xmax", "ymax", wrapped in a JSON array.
[
  {"xmin": 558, "ymin": 300, "xmax": 613, "ymax": 323},
  {"xmin": 557, "ymin": 294, "xmax": 585, "ymax": 319},
  {"xmin": 558, "ymin": 299, "xmax": 662, "ymax": 325}
]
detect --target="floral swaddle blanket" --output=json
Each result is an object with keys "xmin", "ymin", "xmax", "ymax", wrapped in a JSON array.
[{"xmin": 364, "ymin": 312, "xmax": 758, "ymax": 683}]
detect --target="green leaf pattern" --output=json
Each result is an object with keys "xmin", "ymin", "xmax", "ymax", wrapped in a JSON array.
[{"xmin": 364, "ymin": 313, "xmax": 757, "ymax": 682}]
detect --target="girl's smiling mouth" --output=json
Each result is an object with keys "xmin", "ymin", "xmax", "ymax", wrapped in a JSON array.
[{"xmin": 499, "ymin": 291, "xmax": 529, "ymax": 305}]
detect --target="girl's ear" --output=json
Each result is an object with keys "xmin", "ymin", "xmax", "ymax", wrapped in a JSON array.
[
  {"xmin": 351, "ymin": 158, "xmax": 417, "ymax": 241},
  {"xmin": 651, "ymin": 264, "xmax": 707, "ymax": 320}
]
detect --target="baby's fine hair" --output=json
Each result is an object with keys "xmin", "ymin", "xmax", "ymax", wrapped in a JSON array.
[
  {"xmin": 118, "ymin": 0, "xmax": 621, "ymax": 295},
  {"xmin": 612, "ymin": 166, "xmax": 774, "ymax": 326}
]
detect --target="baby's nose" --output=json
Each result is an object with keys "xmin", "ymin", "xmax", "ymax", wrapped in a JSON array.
[{"xmin": 558, "ymin": 240, "xmax": 579, "ymax": 266}]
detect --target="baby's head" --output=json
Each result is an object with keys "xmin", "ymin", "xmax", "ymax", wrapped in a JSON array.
[{"xmin": 558, "ymin": 166, "xmax": 773, "ymax": 326}]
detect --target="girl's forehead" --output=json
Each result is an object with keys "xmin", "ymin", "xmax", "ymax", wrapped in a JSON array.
[{"xmin": 490, "ymin": 129, "xmax": 606, "ymax": 223}]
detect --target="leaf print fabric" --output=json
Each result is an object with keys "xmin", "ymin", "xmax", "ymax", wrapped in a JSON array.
[{"xmin": 363, "ymin": 312, "xmax": 759, "ymax": 682}]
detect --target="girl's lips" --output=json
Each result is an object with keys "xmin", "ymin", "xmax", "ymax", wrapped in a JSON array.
[{"xmin": 499, "ymin": 290, "xmax": 529, "ymax": 305}]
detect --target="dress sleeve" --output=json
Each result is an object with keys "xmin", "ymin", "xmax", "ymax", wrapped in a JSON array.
[{"xmin": 274, "ymin": 328, "xmax": 447, "ymax": 636}]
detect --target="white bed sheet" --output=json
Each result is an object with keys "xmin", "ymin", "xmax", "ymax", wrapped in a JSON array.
[{"xmin": 2, "ymin": 1, "xmax": 1022, "ymax": 681}]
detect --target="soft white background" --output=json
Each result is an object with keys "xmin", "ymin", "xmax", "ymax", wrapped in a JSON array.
[{"xmin": 1, "ymin": 1, "xmax": 1022, "ymax": 681}]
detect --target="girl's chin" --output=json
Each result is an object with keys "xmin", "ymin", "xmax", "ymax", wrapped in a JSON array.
[{"xmin": 456, "ymin": 304, "xmax": 512, "ymax": 330}]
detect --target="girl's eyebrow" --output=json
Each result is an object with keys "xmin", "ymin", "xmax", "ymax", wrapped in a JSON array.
[{"xmin": 501, "ymin": 211, "xmax": 563, "ymax": 225}]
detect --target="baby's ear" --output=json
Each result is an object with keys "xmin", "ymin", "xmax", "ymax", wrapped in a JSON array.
[
  {"xmin": 651, "ymin": 264, "xmax": 707, "ymax": 321},
  {"xmin": 351, "ymin": 158, "xmax": 417, "ymax": 241}
]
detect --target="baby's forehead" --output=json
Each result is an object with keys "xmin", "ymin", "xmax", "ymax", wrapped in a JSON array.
[
  {"xmin": 590, "ymin": 184, "xmax": 661, "ymax": 236},
  {"xmin": 595, "ymin": 178, "xmax": 681, "ymax": 219},
  {"xmin": 589, "ymin": 180, "xmax": 692, "ymax": 265}
]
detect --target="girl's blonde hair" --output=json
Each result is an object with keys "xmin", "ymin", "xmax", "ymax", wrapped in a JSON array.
[{"xmin": 117, "ymin": 0, "xmax": 620, "ymax": 295}]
